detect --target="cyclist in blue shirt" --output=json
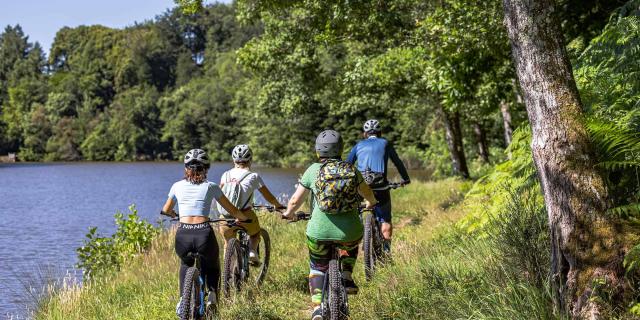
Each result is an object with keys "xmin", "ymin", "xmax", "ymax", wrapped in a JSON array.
[{"xmin": 346, "ymin": 119, "xmax": 410, "ymax": 253}]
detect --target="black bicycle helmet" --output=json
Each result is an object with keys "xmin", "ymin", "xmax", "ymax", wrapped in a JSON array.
[
  {"xmin": 315, "ymin": 130, "xmax": 343, "ymax": 158},
  {"xmin": 184, "ymin": 149, "xmax": 210, "ymax": 168}
]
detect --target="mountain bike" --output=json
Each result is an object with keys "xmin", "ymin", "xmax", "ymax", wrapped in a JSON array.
[
  {"xmin": 290, "ymin": 212, "xmax": 350, "ymax": 320},
  {"xmin": 215, "ymin": 217, "xmax": 270, "ymax": 297},
  {"xmin": 362, "ymin": 182, "xmax": 403, "ymax": 281},
  {"xmin": 160, "ymin": 215, "xmax": 216, "ymax": 320}
]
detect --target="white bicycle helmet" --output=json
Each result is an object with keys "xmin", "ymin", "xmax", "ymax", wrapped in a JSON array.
[
  {"xmin": 363, "ymin": 119, "xmax": 381, "ymax": 133},
  {"xmin": 232, "ymin": 144, "xmax": 252, "ymax": 162},
  {"xmin": 184, "ymin": 149, "xmax": 210, "ymax": 166}
]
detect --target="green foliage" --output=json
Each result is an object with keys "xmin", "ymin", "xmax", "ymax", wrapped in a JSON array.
[
  {"xmin": 575, "ymin": 2, "xmax": 640, "ymax": 128},
  {"xmin": 587, "ymin": 119, "xmax": 640, "ymax": 218},
  {"xmin": 488, "ymin": 189, "xmax": 550, "ymax": 287},
  {"xmin": 174, "ymin": 0, "xmax": 204, "ymax": 15},
  {"xmin": 81, "ymin": 86, "xmax": 165, "ymax": 161},
  {"xmin": 160, "ymin": 74, "xmax": 240, "ymax": 161},
  {"xmin": 0, "ymin": 0, "xmax": 630, "ymax": 177},
  {"xmin": 76, "ymin": 205, "xmax": 159, "ymax": 279},
  {"xmin": 459, "ymin": 126, "xmax": 538, "ymax": 233}
]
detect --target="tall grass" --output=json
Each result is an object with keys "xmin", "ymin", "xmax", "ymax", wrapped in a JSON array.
[{"xmin": 36, "ymin": 179, "xmax": 559, "ymax": 319}]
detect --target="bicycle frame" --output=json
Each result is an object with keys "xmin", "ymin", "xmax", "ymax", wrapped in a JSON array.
[
  {"xmin": 214, "ymin": 218, "xmax": 254, "ymax": 290},
  {"xmin": 236, "ymin": 228, "xmax": 251, "ymax": 282}
]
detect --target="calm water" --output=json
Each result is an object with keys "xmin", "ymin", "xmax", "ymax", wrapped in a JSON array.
[{"xmin": 0, "ymin": 162, "xmax": 303, "ymax": 319}]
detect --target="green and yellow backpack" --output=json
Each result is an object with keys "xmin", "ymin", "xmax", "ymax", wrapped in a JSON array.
[{"xmin": 314, "ymin": 160, "xmax": 360, "ymax": 214}]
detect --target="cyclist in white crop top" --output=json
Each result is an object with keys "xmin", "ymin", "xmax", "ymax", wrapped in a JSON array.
[{"xmin": 161, "ymin": 149, "xmax": 248, "ymax": 315}]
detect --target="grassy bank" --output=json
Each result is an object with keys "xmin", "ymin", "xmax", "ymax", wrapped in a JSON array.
[{"xmin": 36, "ymin": 179, "xmax": 559, "ymax": 319}]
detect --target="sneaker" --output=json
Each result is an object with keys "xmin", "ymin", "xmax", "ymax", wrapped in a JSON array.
[
  {"xmin": 343, "ymin": 278, "xmax": 359, "ymax": 295},
  {"xmin": 175, "ymin": 297, "xmax": 183, "ymax": 317},
  {"xmin": 249, "ymin": 250, "xmax": 261, "ymax": 266},
  {"xmin": 382, "ymin": 239, "xmax": 391, "ymax": 254},
  {"xmin": 311, "ymin": 306, "xmax": 322, "ymax": 320}
]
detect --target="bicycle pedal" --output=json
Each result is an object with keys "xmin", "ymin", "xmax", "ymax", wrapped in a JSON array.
[{"xmin": 249, "ymin": 261, "xmax": 262, "ymax": 267}]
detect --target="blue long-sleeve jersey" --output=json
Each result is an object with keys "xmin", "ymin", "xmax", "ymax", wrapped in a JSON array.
[{"xmin": 346, "ymin": 136, "xmax": 410, "ymax": 183}]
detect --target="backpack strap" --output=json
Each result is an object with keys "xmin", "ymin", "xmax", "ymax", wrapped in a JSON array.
[
  {"xmin": 223, "ymin": 171, "xmax": 231, "ymax": 184},
  {"xmin": 237, "ymin": 171, "xmax": 254, "ymax": 210},
  {"xmin": 238, "ymin": 170, "xmax": 253, "ymax": 183}
]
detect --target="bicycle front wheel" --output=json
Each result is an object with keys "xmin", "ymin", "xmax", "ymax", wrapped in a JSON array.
[
  {"xmin": 327, "ymin": 259, "xmax": 348, "ymax": 320},
  {"xmin": 363, "ymin": 213, "xmax": 378, "ymax": 281},
  {"xmin": 222, "ymin": 238, "xmax": 242, "ymax": 297},
  {"xmin": 180, "ymin": 267, "xmax": 201, "ymax": 320}
]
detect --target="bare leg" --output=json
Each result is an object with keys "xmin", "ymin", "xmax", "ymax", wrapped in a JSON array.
[
  {"xmin": 249, "ymin": 233, "xmax": 261, "ymax": 252},
  {"xmin": 381, "ymin": 222, "xmax": 392, "ymax": 240}
]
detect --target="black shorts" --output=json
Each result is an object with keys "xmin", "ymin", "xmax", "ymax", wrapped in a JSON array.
[{"xmin": 373, "ymin": 189, "xmax": 392, "ymax": 224}]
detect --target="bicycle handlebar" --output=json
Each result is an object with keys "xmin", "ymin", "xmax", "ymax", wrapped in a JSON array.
[
  {"xmin": 284, "ymin": 211, "xmax": 310, "ymax": 222},
  {"xmin": 210, "ymin": 218, "xmax": 253, "ymax": 223},
  {"xmin": 252, "ymin": 205, "xmax": 287, "ymax": 212},
  {"xmin": 159, "ymin": 213, "xmax": 252, "ymax": 226},
  {"xmin": 387, "ymin": 182, "xmax": 404, "ymax": 189}
]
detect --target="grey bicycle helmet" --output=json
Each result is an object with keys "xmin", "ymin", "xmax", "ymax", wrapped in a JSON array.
[
  {"xmin": 363, "ymin": 119, "xmax": 381, "ymax": 133},
  {"xmin": 315, "ymin": 130, "xmax": 343, "ymax": 158},
  {"xmin": 232, "ymin": 144, "xmax": 252, "ymax": 162},
  {"xmin": 184, "ymin": 149, "xmax": 210, "ymax": 166}
]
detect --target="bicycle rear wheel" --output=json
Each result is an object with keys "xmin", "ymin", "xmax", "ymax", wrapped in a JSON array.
[
  {"xmin": 180, "ymin": 267, "xmax": 201, "ymax": 320},
  {"xmin": 251, "ymin": 229, "xmax": 271, "ymax": 286},
  {"xmin": 363, "ymin": 213, "xmax": 378, "ymax": 281},
  {"xmin": 222, "ymin": 238, "xmax": 242, "ymax": 297},
  {"xmin": 327, "ymin": 259, "xmax": 348, "ymax": 320}
]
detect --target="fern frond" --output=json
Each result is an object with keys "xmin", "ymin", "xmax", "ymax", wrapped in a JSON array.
[
  {"xmin": 607, "ymin": 203, "xmax": 640, "ymax": 218},
  {"xmin": 597, "ymin": 161, "xmax": 640, "ymax": 170},
  {"xmin": 587, "ymin": 119, "xmax": 640, "ymax": 161}
]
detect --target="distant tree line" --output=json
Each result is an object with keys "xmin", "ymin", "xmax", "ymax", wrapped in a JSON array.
[{"xmin": 0, "ymin": 0, "xmax": 633, "ymax": 175}]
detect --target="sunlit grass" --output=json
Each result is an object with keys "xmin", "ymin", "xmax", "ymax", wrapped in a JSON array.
[{"xmin": 36, "ymin": 179, "xmax": 557, "ymax": 319}]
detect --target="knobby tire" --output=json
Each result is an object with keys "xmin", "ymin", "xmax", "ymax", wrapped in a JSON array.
[
  {"xmin": 328, "ymin": 259, "xmax": 348, "ymax": 320},
  {"xmin": 180, "ymin": 267, "xmax": 201, "ymax": 320},
  {"xmin": 254, "ymin": 229, "xmax": 271, "ymax": 286},
  {"xmin": 363, "ymin": 213, "xmax": 377, "ymax": 281},
  {"xmin": 222, "ymin": 238, "xmax": 242, "ymax": 297}
]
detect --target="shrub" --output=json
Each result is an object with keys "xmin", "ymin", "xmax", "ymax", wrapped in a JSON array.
[
  {"xmin": 488, "ymin": 188, "xmax": 550, "ymax": 287},
  {"xmin": 76, "ymin": 205, "xmax": 159, "ymax": 279}
]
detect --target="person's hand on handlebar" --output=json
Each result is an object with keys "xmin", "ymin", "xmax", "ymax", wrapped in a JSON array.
[
  {"xmin": 364, "ymin": 199, "xmax": 377, "ymax": 210},
  {"xmin": 160, "ymin": 209, "xmax": 177, "ymax": 218},
  {"xmin": 282, "ymin": 183, "xmax": 309, "ymax": 221},
  {"xmin": 282, "ymin": 208, "xmax": 298, "ymax": 221}
]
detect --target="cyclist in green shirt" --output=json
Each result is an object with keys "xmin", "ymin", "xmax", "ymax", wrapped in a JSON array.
[{"xmin": 283, "ymin": 130, "xmax": 378, "ymax": 320}]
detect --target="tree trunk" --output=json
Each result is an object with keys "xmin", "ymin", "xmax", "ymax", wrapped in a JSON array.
[
  {"xmin": 439, "ymin": 106, "xmax": 470, "ymax": 178},
  {"xmin": 500, "ymin": 101, "xmax": 513, "ymax": 147},
  {"xmin": 503, "ymin": 0, "xmax": 624, "ymax": 318},
  {"xmin": 472, "ymin": 121, "xmax": 490, "ymax": 163}
]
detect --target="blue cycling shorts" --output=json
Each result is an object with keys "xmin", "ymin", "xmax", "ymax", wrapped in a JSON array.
[{"xmin": 373, "ymin": 189, "xmax": 392, "ymax": 224}]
